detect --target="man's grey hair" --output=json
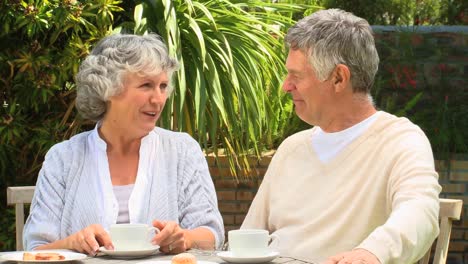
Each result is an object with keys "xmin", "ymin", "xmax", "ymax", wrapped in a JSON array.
[
  {"xmin": 75, "ymin": 33, "xmax": 179, "ymax": 122},
  {"xmin": 285, "ymin": 9, "xmax": 379, "ymax": 93}
]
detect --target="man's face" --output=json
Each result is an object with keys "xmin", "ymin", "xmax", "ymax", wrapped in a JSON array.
[{"xmin": 282, "ymin": 49, "xmax": 334, "ymax": 126}]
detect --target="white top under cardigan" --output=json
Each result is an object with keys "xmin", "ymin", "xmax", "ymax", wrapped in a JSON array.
[
  {"xmin": 113, "ymin": 184, "xmax": 134, "ymax": 224},
  {"xmin": 23, "ymin": 126, "xmax": 224, "ymax": 250}
]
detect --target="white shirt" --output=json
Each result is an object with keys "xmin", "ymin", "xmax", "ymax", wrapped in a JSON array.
[{"xmin": 312, "ymin": 112, "xmax": 381, "ymax": 162}]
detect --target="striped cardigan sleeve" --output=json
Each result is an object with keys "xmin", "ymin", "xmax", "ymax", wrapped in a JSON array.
[{"xmin": 176, "ymin": 133, "xmax": 225, "ymax": 249}]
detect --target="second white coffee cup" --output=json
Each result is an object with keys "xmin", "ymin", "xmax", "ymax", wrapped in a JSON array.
[
  {"xmin": 109, "ymin": 223, "xmax": 159, "ymax": 251},
  {"xmin": 228, "ymin": 229, "xmax": 278, "ymax": 257}
]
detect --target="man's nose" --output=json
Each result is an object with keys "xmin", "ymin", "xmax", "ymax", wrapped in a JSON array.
[{"xmin": 282, "ymin": 78, "xmax": 294, "ymax": 92}]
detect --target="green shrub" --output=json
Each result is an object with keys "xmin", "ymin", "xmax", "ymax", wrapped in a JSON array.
[{"xmin": 0, "ymin": 0, "xmax": 124, "ymax": 251}]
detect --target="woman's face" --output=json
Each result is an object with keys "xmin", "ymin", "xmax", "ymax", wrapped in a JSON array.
[{"xmin": 105, "ymin": 71, "xmax": 169, "ymax": 138}]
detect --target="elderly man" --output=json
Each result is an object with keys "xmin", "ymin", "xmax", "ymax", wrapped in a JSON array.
[{"xmin": 241, "ymin": 9, "xmax": 441, "ymax": 264}]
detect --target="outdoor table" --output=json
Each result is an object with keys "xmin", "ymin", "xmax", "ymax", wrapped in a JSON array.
[{"xmin": 0, "ymin": 249, "xmax": 315, "ymax": 264}]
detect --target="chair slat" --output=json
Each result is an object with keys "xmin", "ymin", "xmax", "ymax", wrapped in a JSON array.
[
  {"xmin": 417, "ymin": 198, "xmax": 463, "ymax": 264},
  {"xmin": 7, "ymin": 186, "xmax": 35, "ymax": 205},
  {"xmin": 7, "ymin": 186, "xmax": 35, "ymax": 250}
]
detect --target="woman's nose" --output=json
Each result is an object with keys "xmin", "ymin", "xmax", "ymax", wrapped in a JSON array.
[{"xmin": 150, "ymin": 89, "xmax": 166, "ymax": 104}]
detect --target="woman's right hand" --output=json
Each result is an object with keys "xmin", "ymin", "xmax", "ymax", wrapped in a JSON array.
[{"xmin": 36, "ymin": 224, "xmax": 113, "ymax": 255}]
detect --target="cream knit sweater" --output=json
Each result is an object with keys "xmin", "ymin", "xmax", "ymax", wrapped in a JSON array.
[{"xmin": 242, "ymin": 112, "xmax": 441, "ymax": 264}]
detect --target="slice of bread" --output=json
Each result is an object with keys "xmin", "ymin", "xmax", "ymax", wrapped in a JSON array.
[
  {"xmin": 22, "ymin": 252, "xmax": 36, "ymax": 261},
  {"xmin": 23, "ymin": 252, "xmax": 66, "ymax": 261}
]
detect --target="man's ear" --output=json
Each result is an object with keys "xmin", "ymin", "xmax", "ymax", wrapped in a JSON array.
[{"xmin": 333, "ymin": 64, "xmax": 351, "ymax": 93}]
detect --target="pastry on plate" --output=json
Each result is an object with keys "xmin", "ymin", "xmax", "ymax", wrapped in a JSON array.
[
  {"xmin": 171, "ymin": 252, "xmax": 197, "ymax": 264},
  {"xmin": 23, "ymin": 252, "xmax": 66, "ymax": 261}
]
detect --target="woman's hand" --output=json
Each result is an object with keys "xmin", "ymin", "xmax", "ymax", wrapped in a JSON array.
[
  {"xmin": 152, "ymin": 220, "xmax": 189, "ymax": 254},
  {"xmin": 37, "ymin": 224, "xmax": 113, "ymax": 255},
  {"xmin": 67, "ymin": 224, "xmax": 113, "ymax": 255}
]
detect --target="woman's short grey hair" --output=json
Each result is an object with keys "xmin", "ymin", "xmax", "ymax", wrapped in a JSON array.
[
  {"xmin": 285, "ymin": 9, "xmax": 379, "ymax": 93},
  {"xmin": 75, "ymin": 33, "xmax": 179, "ymax": 121}
]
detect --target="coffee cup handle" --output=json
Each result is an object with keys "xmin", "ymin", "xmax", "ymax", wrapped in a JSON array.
[
  {"xmin": 149, "ymin": 226, "xmax": 161, "ymax": 234},
  {"xmin": 268, "ymin": 234, "xmax": 279, "ymax": 245}
]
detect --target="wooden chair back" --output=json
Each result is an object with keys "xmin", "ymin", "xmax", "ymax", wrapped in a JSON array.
[
  {"xmin": 418, "ymin": 198, "xmax": 463, "ymax": 264},
  {"xmin": 6, "ymin": 186, "xmax": 35, "ymax": 250}
]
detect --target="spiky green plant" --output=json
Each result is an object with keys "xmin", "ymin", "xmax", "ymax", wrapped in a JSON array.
[{"xmin": 115, "ymin": 0, "xmax": 308, "ymax": 176}]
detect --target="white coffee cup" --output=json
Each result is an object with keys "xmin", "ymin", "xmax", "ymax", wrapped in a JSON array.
[
  {"xmin": 109, "ymin": 223, "xmax": 159, "ymax": 250},
  {"xmin": 228, "ymin": 229, "xmax": 278, "ymax": 257}
]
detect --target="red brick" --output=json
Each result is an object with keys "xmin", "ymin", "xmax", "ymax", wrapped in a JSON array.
[
  {"xmin": 448, "ymin": 241, "xmax": 466, "ymax": 252},
  {"xmin": 247, "ymin": 156, "xmax": 260, "ymax": 166},
  {"xmin": 235, "ymin": 214, "xmax": 246, "ymax": 225},
  {"xmin": 435, "ymin": 160, "xmax": 449, "ymax": 171},
  {"xmin": 258, "ymin": 156, "xmax": 273, "ymax": 167},
  {"xmin": 222, "ymin": 215, "xmax": 235, "ymax": 225},
  {"xmin": 231, "ymin": 180, "xmax": 259, "ymax": 189},
  {"xmin": 450, "ymin": 160, "xmax": 468, "ymax": 170},
  {"xmin": 247, "ymin": 167, "xmax": 268, "ymax": 177},
  {"xmin": 217, "ymin": 190, "xmax": 236, "ymax": 201},
  {"xmin": 224, "ymin": 225, "xmax": 240, "ymax": 233},
  {"xmin": 450, "ymin": 171, "xmax": 468, "ymax": 181},
  {"xmin": 451, "ymin": 229, "xmax": 464, "ymax": 239},
  {"xmin": 210, "ymin": 167, "xmax": 234, "ymax": 178},
  {"xmin": 218, "ymin": 203, "xmax": 239, "ymax": 213},
  {"xmin": 236, "ymin": 191, "xmax": 255, "ymax": 201},
  {"xmin": 205, "ymin": 155, "xmax": 216, "ymax": 166},
  {"xmin": 441, "ymin": 184, "xmax": 466, "ymax": 193},
  {"xmin": 215, "ymin": 156, "xmax": 230, "ymax": 167},
  {"xmin": 214, "ymin": 179, "xmax": 239, "ymax": 189},
  {"xmin": 438, "ymin": 171, "xmax": 449, "ymax": 181},
  {"xmin": 447, "ymin": 253, "xmax": 464, "ymax": 264},
  {"xmin": 218, "ymin": 203, "xmax": 250, "ymax": 213}
]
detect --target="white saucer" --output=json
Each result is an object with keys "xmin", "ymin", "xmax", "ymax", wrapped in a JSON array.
[
  {"xmin": 138, "ymin": 261, "xmax": 218, "ymax": 264},
  {"xmin": 1, "ymin": 251, "xmax": 87, "ymax": 262},
  {"xmin": 216, "ymin": 251, "xmax": 280, "ymax": 263},
  {"xmin": 99, "ymin": 245, "xmax": 160, "ymax": 258}
]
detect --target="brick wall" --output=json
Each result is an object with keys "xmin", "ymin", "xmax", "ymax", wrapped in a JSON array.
[{"xmin": 208, "ymin": 155, "xmax": 468, "ymax": 263}]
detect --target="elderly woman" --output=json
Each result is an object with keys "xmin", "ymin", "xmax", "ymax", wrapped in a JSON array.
[{"xmin": 23, "ymin": 33, "xmax": 224, "ymax": 255}]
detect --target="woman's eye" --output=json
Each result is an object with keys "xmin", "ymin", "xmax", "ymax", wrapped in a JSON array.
[
  {"xmin": 140, "ymin": 82, "xmax": 152, "ymax": 88},
  {"xmin": 160, "ymin": 83, "xmax": 168, "ymax": 90}
]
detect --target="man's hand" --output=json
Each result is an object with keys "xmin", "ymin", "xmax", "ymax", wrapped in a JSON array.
[
  {"xmin": 323, "ymin": 249, "xmax": 381, "ymax": 264},
  {"xmin": 152, "ymin": 220, "xmax": 188, "ymax": 254}
]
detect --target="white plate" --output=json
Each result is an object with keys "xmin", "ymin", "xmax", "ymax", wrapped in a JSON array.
[
  {"xmin": 137, "ymin": 261, "xmax": 219, "ymax": 264},
  {"xmin": 216, "ymin": 251, "xmax": 280, "ymax": 263},
  {"xmin": 1, "ymin": 251, "xmax": 87, "ymax": 263},
  {"xmin": 99, "ymin": 245, "xmax": 160, "ymax": 258}
]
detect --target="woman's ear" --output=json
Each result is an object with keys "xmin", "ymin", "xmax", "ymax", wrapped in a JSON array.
[{"xmin": 333, "ymin": 64, "xmax": 351, "ymax": 92}]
